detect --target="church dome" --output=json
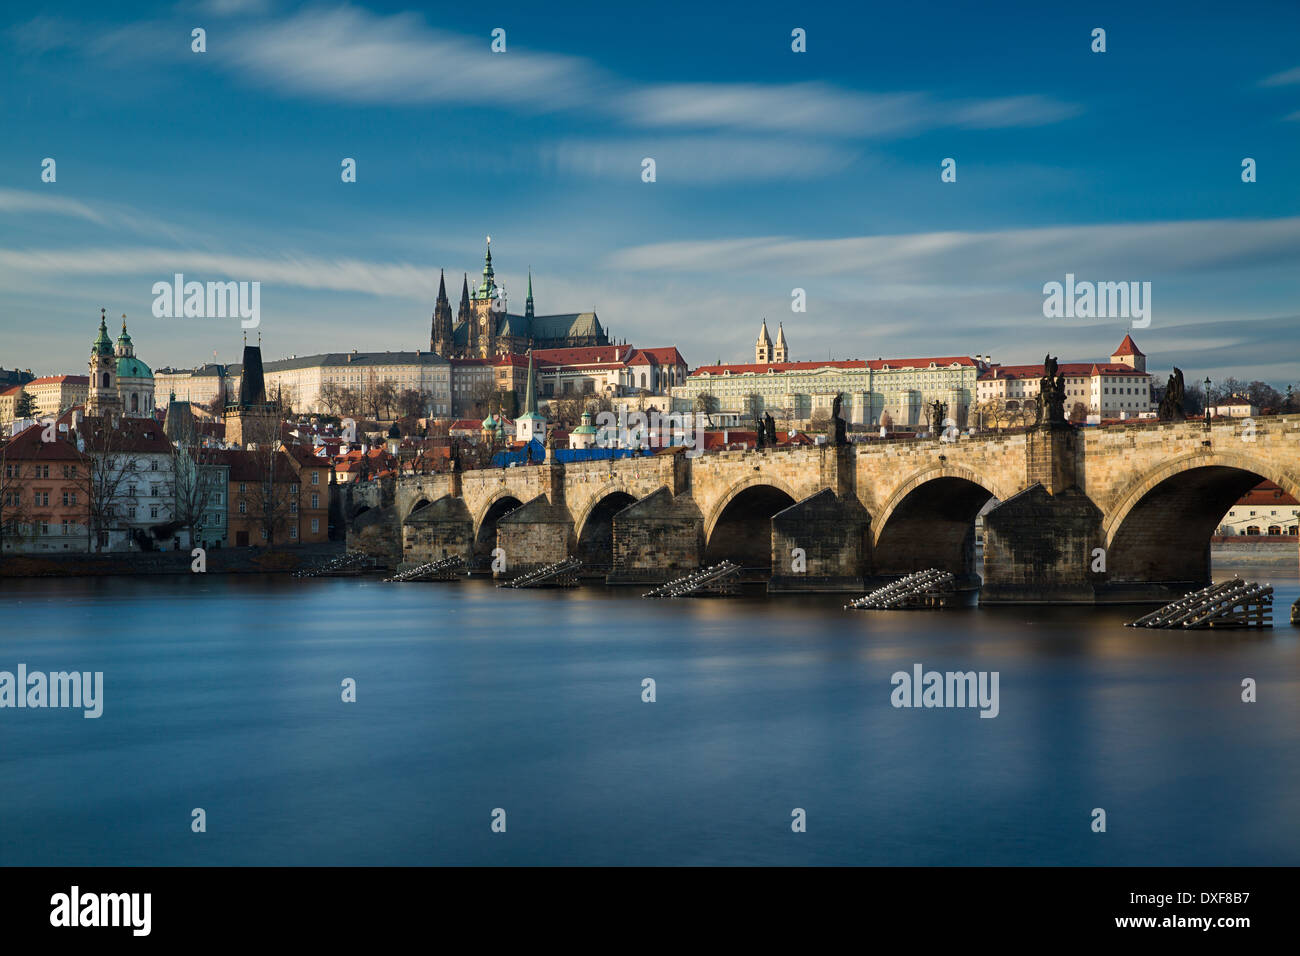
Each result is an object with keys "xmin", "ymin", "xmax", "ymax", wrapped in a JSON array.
[{"xmin": 116, "ymin": 356, "xmax": 153, "ymax": 379}]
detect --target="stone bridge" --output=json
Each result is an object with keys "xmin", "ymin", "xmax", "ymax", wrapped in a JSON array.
[{"xmin": 346, "ymin": 415, "xmax": 1300, "ymax": 603}]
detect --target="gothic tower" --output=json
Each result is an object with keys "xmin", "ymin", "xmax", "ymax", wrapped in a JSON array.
[
  {"xmin": 525, "ymin": 268, "xmax": 535, "ymax": 321},
  {"xmin": 430, "ymin": 269, "xmax": 453, "ymax": 355},
  {"xmin": 471, "ymin": 238, "xmax": 501, "ymax": 358},
  {"xmin": 223, "ymin": 336, "xmax": 278, "ymax": 448},
  {"xmin": 773, "ymin": 322, "xmax": 789, "ymax": 363},
  {"xmin": 459, "ymin": 272, "xmax": 475, "ymax": 357},
  {"xmin": 755, "ymin": 318, "xmax": 773, "ymax": 364},
  {"xmin": 87, "ymin": 308, "xmax": 121, "ymax": 419}
]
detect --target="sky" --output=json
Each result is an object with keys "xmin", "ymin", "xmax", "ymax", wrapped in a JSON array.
[{"xmin": 2, "ymin": 0, "xmax": 1298, "ymax": 384}]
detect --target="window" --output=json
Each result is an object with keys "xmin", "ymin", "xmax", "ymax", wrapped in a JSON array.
[
  {"xmin": 290, "ymin": 484, "xmax": 299, "ymax": 495},
  {"xmin": 151, "ymin": 484, "xmax": 160, "ymax": 497},
  {"xmin": 1245, "ymin": 526, "xmax": 1261, "ymax": 536},
  {"xmin": 127, "ymin": 507, "xmax": 137, "ymax": 519},
  {"xmin": 290, "ymin": 501, "xmax": 298, "ymax": 514},
  {"xmin": 238, "ymin": 501, "xmax": 246, "ymax": 514},
  {"xmin": 39, "ymin": 521, "xmax": 48, "ymax": 535},
  {"xmin": 63, "ymin": 465, "xmax": 77, "ymax": 479},
  {"xmin": 311, "ymin": 472, "xmax": 320, "ymax": 485},
  {"xmin": 311, "ymin": 518, "xmax": 319, "ymax": 533},
  {"xmin": 311, "ymin": 494, "xmax": 319, "ymax": 509},
  {"xmin": 61, "ymin": 520, "xmax": 70, "ymax": 535},
  {"xmin": 37, "ymin": 492, "xmax": 49, "ymax": 507},
  {"xmin": 128, "ymin": 485, "xmax": 137, "ymax": 497},
  {"xmin": 261, "ymin": 529, "xmax": 268, "ymax": 540},
  {"xmin": 1268, "ymin": 525, "xmax": 1282, "ymax": 536},
  {"xmin": 239, "ymin": 482, "xmax": 247, "ymax": 493},
  {"xmin": 150, "ymin": 506, "xmax": 160, "ymax": 519},
  {"xmin": 289, "ymin": 525, "xmax": 298, "ymax": 539},
  {"xmin": 150, "ymin": 461, "xmax": 158, "ymax": 471}
]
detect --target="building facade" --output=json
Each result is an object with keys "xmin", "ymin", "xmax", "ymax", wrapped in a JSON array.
[
  {"xmin": 673, "ymin": 356, "xmax": 979, "ymax": 429},
  {"xmin": 976, "ymin": 337, "xmax": 1154, "ymax": 422}
]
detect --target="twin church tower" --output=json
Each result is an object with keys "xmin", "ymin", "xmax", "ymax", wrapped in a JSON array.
[{"xmin": 430, "ymin": 239, "xmax": 610, "ymax": 359}]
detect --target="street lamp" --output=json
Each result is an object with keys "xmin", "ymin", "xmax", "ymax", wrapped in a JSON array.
[{"xmin": 1204, "ymin": 377, "xmax": 1212, "ymax": 423}]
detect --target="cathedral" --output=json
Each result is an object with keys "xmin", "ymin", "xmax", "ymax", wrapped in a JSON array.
[
  {"xmin": 87, "ymin": 309, "xmax": 155, "ymax": 418},
  {"xmin": 430, "ymin": 240, "xmax": 610, "ymax": 359}
]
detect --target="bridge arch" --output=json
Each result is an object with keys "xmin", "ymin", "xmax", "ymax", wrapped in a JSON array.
[
  {"xmin": 473, "ymin": 491, "xmax": 525, "ymax": 562},
  {"xmin": 872, "ymin": 465, "xmax": 1004, "ymax": 578},
  {"xmin": 702, "ymin": 477, "xmax": 799, "ymax": 571},
  {"xmin": 575, "ymin": 489, "xmax": 639, "ymax": 573},
  {"xmin": 1101, "ymin": 450, "xmax": 1300, "ymax": 585}
]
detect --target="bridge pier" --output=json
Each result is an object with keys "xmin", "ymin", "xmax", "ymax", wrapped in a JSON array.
[
  {"xmin": 608, "ymin": 487, "xmax": 704, "ymax": 585},
  {"xmin": 402, "ymin": 496, "xmax": 474, "ymax": 565},
  {"xmin": 981, "ymin": 484, "xmax": 1105, "ymax": 604},
  {"xmin": 769, "ymin": 489, "xmax": 870, "ymax": 592}
]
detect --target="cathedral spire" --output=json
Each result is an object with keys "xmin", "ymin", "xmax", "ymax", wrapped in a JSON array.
[
  {"xmin": 755, "ymin": 318, "xmax": 773, "ymax": 363},
  {"xmin": 525, "ymin": 267, "xmax": 534, "ymax": 320}
]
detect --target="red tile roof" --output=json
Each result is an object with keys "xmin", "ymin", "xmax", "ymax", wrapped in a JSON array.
[
  {"xmin": 27, "ymin": 375, "xmax": 89, "ymax": 386},
  {"xmin": 691, "ymin": 356, "xmax": 977, "ymax": 377},
  {"xmin": 1, "ymin": 423, "xmax": 90, "ymax": 460},
  {"xmin": 979, "ymin": 362, "xmax": 1147, "ymax": 381},
  {"xmin": 1112, "ymin": 334, "xmax": 1144, "ymax": 357},
  {"xmin": 532, "ymin": 345, "xmax": 633, "ymax": 366},
  {"xmin": 1237, "ymin": 480, "xmax": 1299, "ymax": 506}
]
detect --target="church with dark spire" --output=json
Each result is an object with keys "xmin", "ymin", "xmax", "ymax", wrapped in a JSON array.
[{"xmin": 430, "ymin": 239, "xmax": 609, "ymax": 359}]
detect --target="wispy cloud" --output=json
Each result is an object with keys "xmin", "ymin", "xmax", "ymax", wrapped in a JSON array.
[
  {"xmin": 1260, "ymin": 65, "xmax": 1300, "ymax": 86},
  {"xmin": 608, "ymin": 217, "xmax": 1300, "ymax": 281},
  {"xmin": 0, "ymin": 188, "xmax": 107, "ymax": 224},
  {"xmin": 7, "ymin": 5, "xmax": 1078, "ymax": 142},
  {"xmin": 0, "ymin": 247, "xmax": 434, "ymax": 299},
  {"xmin": 539, "ymin": 136, "xmax": 862, "ymax": 183}
]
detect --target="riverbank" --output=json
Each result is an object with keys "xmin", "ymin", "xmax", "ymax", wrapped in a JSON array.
[{"xmin": 0, "ymin": 541, "xmax": 344, "ymax": 577}]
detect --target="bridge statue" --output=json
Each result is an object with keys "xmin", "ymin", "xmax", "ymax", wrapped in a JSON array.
[
  {"xmin": 829, "ymin": 395, "xmax": 847, "ymax": 445},
  {"xmin": 928, "ymin": 400, "xmax": 948, "ymax": 438},
  {"xmin": 754, "ymin": 410, "xmax": 767, "ymax": 449},
  {"xmin": 1036, "ymin": 354, "xmax": 1067, "ymax": 425},
  {"xmin": 1158, "ymin": 367, "xmax": 1186, "ymax": 421},
  {"xmin": 764, "ymin": 412, "xmax": 777, "ymax": 448}
]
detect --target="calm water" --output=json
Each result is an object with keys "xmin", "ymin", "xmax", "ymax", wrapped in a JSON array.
[{"xmin": 1, "ymin": 571, "xmax": 1298, "ymax": 866}]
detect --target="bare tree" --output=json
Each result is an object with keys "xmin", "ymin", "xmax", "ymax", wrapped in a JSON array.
[
  {"xmin": 318, "ymin": 381, "xmax": 344, "ymax": 416},
  {"xmin": 0, "ymin": 438, "xmax": 35, "ymax": 559},
  {"xmin": 170, "ymin": 441, "xmax": 223, "ymax": 550},
  {"xmin": 78, "ymin": 418, "xmax": 147, "ymax": 552},
  {"xmin": 693, "ymin": 391, "xmax": 719, "ymax": 427},
  {"xmin": 242, "ymin": 445, "xmax": 295, "ymax": 545}
]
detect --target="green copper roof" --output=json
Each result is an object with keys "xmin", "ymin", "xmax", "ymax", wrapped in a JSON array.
[
  {"xmin": 116, "ymin": 356, "xmax": 153, "ymax": 379},
  {"xmin": 117, "ymin": 319, "xmax": 133, "ymax": 348},
  {"xmin": 91, "ymin": 316, "xmax": 113, "ymax": 355}
]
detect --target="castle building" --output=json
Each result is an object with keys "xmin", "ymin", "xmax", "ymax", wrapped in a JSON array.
[
  {"xmin": 86, "ymin": 310, "xmax": 155, "ymax": 419},
  {"xmin": 430, "ymin": 240, "xmax": 609, "ymax": 359}
]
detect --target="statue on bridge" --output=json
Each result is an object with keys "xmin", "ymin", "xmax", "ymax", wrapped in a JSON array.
[
  {"xmin": 764, "ymin": 412, "xmax": 777, "ymax": 448},
  {"xmin": 1036, "ymin": 354, "xmax": 1067, "ymax": 425},
  {"xmin": 755, "ymin": 410, "xmax": 767, "ymax": 449},
  {"xmin": 1158, "ymin": 367, "xmax": 1186, "ymax": 421},
  {"xmin": 927, "ymin": 400, "xmax": 948, "ymax": 437},
  {"xmin": 829, "ymin": 395, "xmax": 848, "ymax": 445}
]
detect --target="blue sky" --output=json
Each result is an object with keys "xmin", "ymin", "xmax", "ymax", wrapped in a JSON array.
[{"xmin": 2, "ymin": 0, "xmax": 1298, "ymax": 383}]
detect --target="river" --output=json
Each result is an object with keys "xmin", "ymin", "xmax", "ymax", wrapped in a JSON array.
[{"xmin": 1, "ymin": 571, "xmax": 1297, "ymax": 865}]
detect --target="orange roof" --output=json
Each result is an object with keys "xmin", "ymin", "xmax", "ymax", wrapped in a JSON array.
[
  {"xmin": 979, "ymin": 362, "xmax": 1147, "ymax": 381},
  {"xmin": 27, "ymin": 375, "xmax": 89, "ymax": 386},
  {"xmin": 532, "ymin": 345, "xmax": 631, "ymax": 366},
  {"xmin": 1237, "ymin": 480, "xmax": 1299, "ymax": 506},
  {"xmin": 1112, "ymin": 334, "xmax": 1144, "ymax": 357}
]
